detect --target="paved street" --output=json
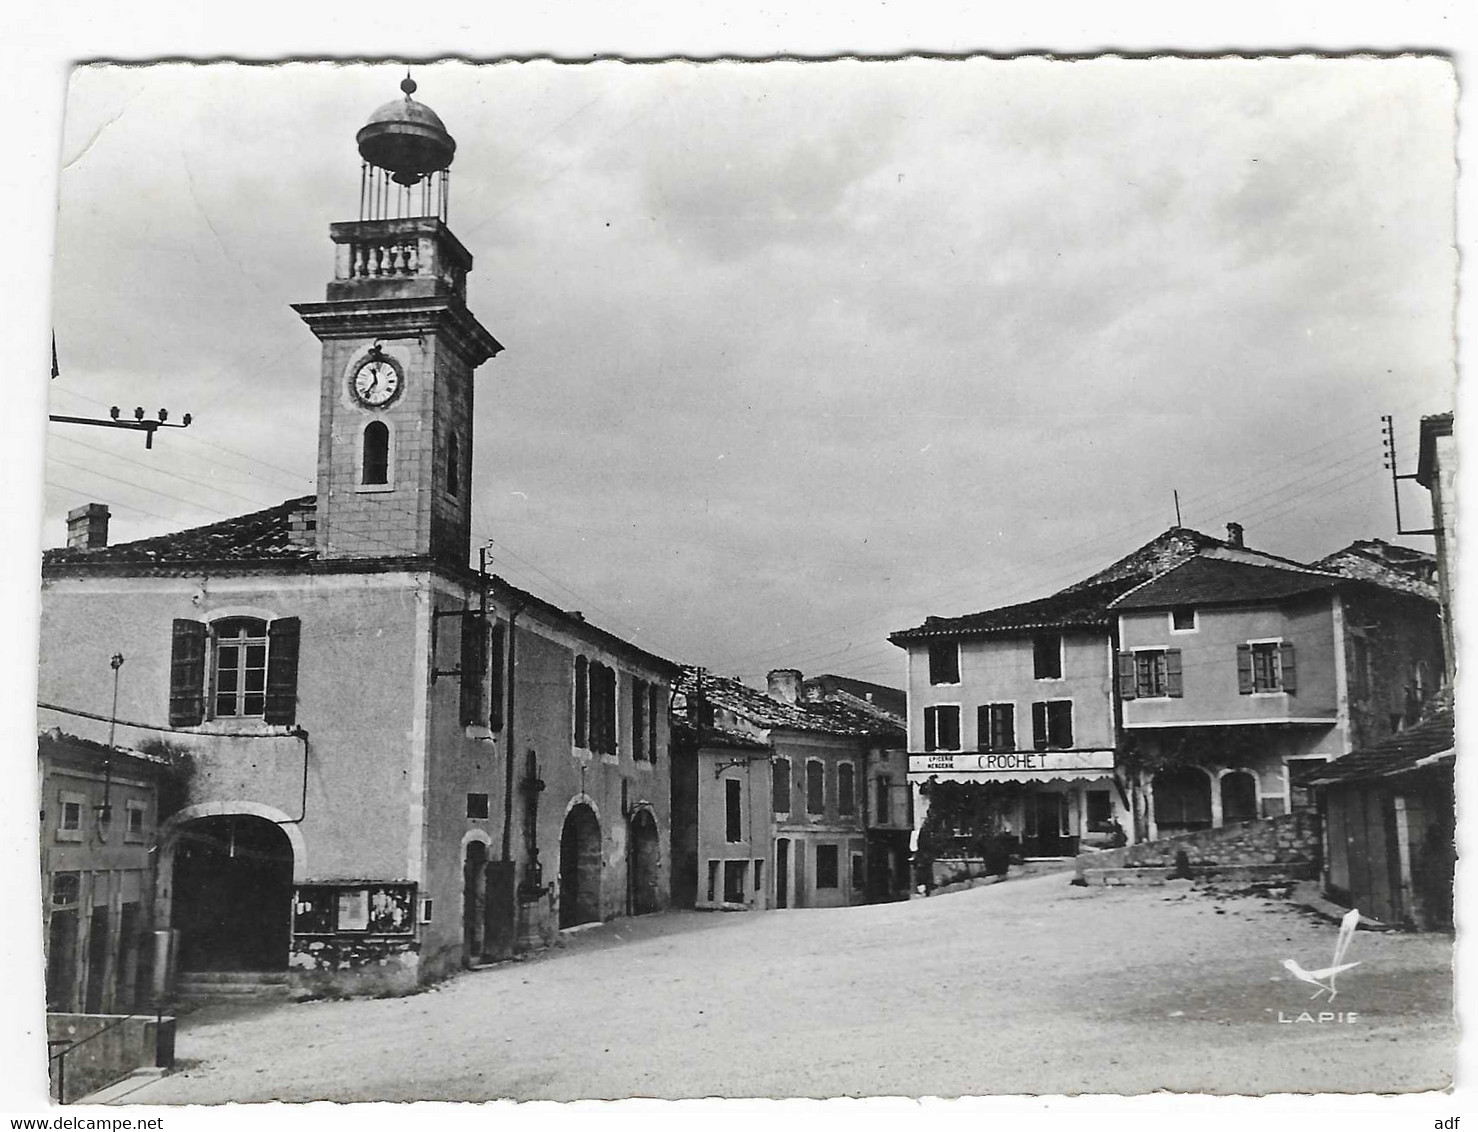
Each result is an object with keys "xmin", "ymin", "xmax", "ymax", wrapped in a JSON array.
[{"xmin": 124, "ymin": 873, "xmax": 1454, "ymax": 1102}]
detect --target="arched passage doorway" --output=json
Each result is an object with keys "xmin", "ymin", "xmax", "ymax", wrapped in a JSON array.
[
  {"xmin": 559, "ymin": 804, "xmax": 602, "ymax": 928},
  {"xmin": 1220, "ymin": 770, "xmax": 1259, "ymax": 824},
  {"xmin": 1152, "ymin": 767, "xmax": 1213, "ymax": 835},
  {"xmin": 463, "ymin": 840, "xmax": 487, "ymax": 964},
  {"xmin": 172, "ymin": 814, "xmax": 294, "ymax": 971},
  {"xmin": 628, "ymin": 808, "xmax": 661, "ymax": 916}
]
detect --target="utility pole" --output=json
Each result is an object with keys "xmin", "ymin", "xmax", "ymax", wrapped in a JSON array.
[{"xmin": 50, "ymin": 338, "xmax": 193, "ymax": 448}]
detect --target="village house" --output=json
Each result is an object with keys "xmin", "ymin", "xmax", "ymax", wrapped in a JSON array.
[
  {"xmin": 892, "ymin": 523, "xmax": 1442, "ymax": 856},
  {"xmin": 37, "ymin": 80, "xmax": 677, "ymax": 999},
  {"xmin": 669, "ymin": 668, "xmax": 910, "ymax": 910},
  {"xmin": 1110, "ymin": 534, "xmax": 1443, "ymax": 841},
  {"xmin": 38, "ymin": 729, "xmax": 177, "ymax": 1015}
]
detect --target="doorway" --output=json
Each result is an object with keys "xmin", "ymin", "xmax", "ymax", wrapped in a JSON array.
[
  {"xmin": 1220, "ymin": 770, "xmax": 1259, "ymax": 825},
  {"xmin": 1024, "ymin": 792, "xmax": 1073, "ymax": 857},
  {"xmin": 558, "ymin": 804, "xmax": 602, "ymax": 928},
  {"xmin": 463, "ymin": 840, "xmax": 487, "ymax": 963},
  {"xmin": 172, "ymin": 814, "xmax": 294, "ymax": 971},
  {"xmin": 1153, "ymin": 767, "xmax": 1214, "ymax": 834},
  {"xmin": 775, "ymin": 838, "xmax": 789, "ymax": 909},
  {"xmin": 628, "ymin": 808, "xmax": 661, "ymax": 916}
]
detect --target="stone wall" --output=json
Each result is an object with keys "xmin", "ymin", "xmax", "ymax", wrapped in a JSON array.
[
  {"xmin": 1077, "ymin": 811, "xmax": 1321, "ymax": 874},
  {"xmin": 47, "ymin": 1013, "xmax": 175, "ymax": 1103}
]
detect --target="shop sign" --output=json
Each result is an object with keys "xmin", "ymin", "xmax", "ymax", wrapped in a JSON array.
[{"xmin": 909, "ymin": 750, "xmax": 1116, "ymax": 774}]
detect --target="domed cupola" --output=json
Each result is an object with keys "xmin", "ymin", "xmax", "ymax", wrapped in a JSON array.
[{"xmin": 355, "ymin": 76, "xmax": 455, "ymax": 222}]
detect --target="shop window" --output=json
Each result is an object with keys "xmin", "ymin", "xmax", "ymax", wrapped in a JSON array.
[
  {"xmin": 723, "ymin": 860, "xmax": 748, "ymax": 904},
  {"xmin": 816, "ymin": 844, "xmax": 839, "ymax": 889},
  {"xmin": 928, "ymin": 640, "xmax": 960, "ymax": 685},
  {"xmin": 1033, "ymin": 633, "xmax": 1063, "ymax": 679},
  {"xmin": 924, "ymin": 705, "xmax": 961, "ymax": 752}
]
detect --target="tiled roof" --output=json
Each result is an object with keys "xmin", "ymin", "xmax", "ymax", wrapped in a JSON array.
[
  {"xmin": 1312, "ymin": 540, "xmax": 1438, "ymax": 602},
  {"xmin": 1111, "ymin": 555, "xmax": 1345, "ymax": 612},
  {"xmin": 41, "ymin": 495, "xmax": 680, "ymax": 678},
  {"xmin": 671, "ymin": 721, "xmax": 772, "ymax": 752},
  {"xmin": 1305, "ymin": 690, "xmax": 1454, "ymax": 786},
  {"xmin": 675, "ymin": 666, "xmax": 905, "ymax": 740},
  {"xmin": 44, "ymin": 496, "xmax": 317, "ymax": 566},
  {"xmin": 889, "ymin": 527, "xmax": 1233, "ymax": 642}
]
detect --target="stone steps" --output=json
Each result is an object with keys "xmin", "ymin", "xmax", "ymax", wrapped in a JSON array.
[{"xmin": 174, "ymin": 971, "xmax": 292, "ymax": 1003}]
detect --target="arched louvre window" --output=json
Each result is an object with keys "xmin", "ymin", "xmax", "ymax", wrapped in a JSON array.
[{"xmin": 362, "ymin": 421, "xmax": 390, "ymax": 485}]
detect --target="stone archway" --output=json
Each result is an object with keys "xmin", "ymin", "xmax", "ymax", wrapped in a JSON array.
[
  {"xmin": 1220, "ymin": 770, "xmax": 1259, "ymax": 825},
  {"xmin": 628, "ymin": 808, "xmax": 661, "ymax": 916},
  {"xmin": 171, "ymin": 814, "xmax": 294, "ymax": 971},
  {"xmin": 559, "ymin": 803, "xmax": 602, "ymax": 928},
  {"xmin": 1152, "ymin": 767, "xmax": 1213, "ymax": 835}
]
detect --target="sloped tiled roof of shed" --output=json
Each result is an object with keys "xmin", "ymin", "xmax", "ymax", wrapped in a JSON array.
[
  {"xmin": 676, "ymin": 666, "xmax": 904, "ymax": 739},
  {"xmin": 43, "ymin": 496, "xmax": 317, "ymax": 566},
  {"xmin": 1305, "ymin": 689, "xmax": 1454, "ymax": 786}
]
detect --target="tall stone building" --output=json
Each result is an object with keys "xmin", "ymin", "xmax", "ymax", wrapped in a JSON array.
[{"xmin": 40, "ymin": 80, "xmax": 676, "ymax": 997}]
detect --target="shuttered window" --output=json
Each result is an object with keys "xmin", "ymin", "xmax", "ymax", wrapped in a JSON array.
[
  {"xmin": 574, "ymin": 656, "xmax": 588, "ymax": 747},
  {"xmin": 487, "ymin": 622, "xmax": 506, "ymax": 731},
  {"xmin": 170, "ymin": 616, "xmax": 300, "ymax": 726},
  {"xmin": 169, "ymin": 619, "xmax": 207, "ymax": 726},
  {"xmin": 978, "ymin": 703, "xmax": 1015, "ymax": 751},
  {"xmin": 459, "ymin": 612, "xmax": 487, "ymax": 726},
  {"xmin": 1031, "ymin": 700, "xmax": 1074, "ymax": 750},
  {"xmin": 725, "ymin": 779, "xmax": 743, "ymax": 843},
  {"xmin": 806, "ymin": 760, "xmax": 825, "ymax": 814},
  {"xmin": 648, "ymin": 684, "xmax": 660, "ymax": 765},
  {"xmin": 924, "ymin": 705, "xmax": 961, "ymax": 752},
  {"xmin": 837, "ymin": 763, "xmax": 855, "ymax": 815},
  {"xmin": 927, "ymin": 640, "xmax": 960, "ymax": 685},
  {"xmin": 1240, "ymin": 642, "xmax": 1294, "ymax": 694},
  {"xmin": 632, "ymin": 679, "xmax": 648, "ymax": 761},
  {"xmin": 772, "ymin": 757, "xmax": 791, "ymax": 814}
]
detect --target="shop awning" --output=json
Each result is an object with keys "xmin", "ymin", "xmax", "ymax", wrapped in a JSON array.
[{"xmin": 909, "ymin": 767, "xmax": 1117, "ymax": 786}]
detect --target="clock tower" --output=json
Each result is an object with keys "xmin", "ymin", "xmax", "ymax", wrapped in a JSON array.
[{"xmin": 294, "ymin": 78, "xmax": 501, "ymax": 568}]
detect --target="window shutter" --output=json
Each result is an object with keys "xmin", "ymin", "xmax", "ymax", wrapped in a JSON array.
[
  {"xmin": 574, "ymin": 657, "xmax": 588, "ymax": 747},
  {"xmin": 1031, "ymin": 702, "xmax": 1048, "ymax": 751},
  {"xmin": 459, "ymin": 613, "xmax": 486, "ymax": 726},
  {"xmin": 1000, "ymin": 705, "xmax": 1015, "ymax": 751},
  {"xmin": 648, "ymin": 684, "xmax": 659, "ymax": 765},
  {"xmin": 924, "ymin": 708, "xmax": 938, "ymax": 752},
  {"xmin": 169, "ymin": 619, "xmax": 207, "ymax": 727},
  {"xmin": 1116, "ymin": 652, "xmax": 1137, "ymax": 700},
  {"xmin": 264, "ymin": 617, "xmax": 301, "ymax": 725},
  {"xmin": 487, "ymin": 622, "xmax": 506, "ymax": 731},
  {"xmin": 976, "ymin": 705, "xmax": 990, "ymax": 751},
  {"xmin": 1279, "ymin": 642, "xmax": 1297, "ymax": 694},
  {"xmin": 1049, "ymin": 701, "xmax": 1073, "ymax": 748},
  {"xmin": 1236, "ymin": 644, "xmax": 1254, "ymax": 695},
  {"xmin": 1165, "ymin": 649, "xmax": 1183, "ymax": 698}
]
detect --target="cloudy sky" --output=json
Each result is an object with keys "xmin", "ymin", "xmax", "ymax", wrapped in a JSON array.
[{"xmin": 46, "ymin": 57, "xmax": 1456, "ymax": 687}]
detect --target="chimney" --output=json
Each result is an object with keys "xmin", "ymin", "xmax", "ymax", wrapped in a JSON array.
[
  {"xmin": 1225, "ymin": 522, "xmax": 1244, "ymax": 548},
  {"xmin": 767, "ymin": 668, "xmax": 803, "ymax": 705},
  {"xmin": 66, "ymin": 503, "xmax": 110, "ymax": 550}
]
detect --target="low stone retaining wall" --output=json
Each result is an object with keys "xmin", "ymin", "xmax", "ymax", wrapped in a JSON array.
[
  {"xmin": 1075, "ymin": 812, "xmax": 1321, "ymax": 885},
  {"xmin": 47, "ymin": 1012, "xmax": 175, "ymax": 1103}
]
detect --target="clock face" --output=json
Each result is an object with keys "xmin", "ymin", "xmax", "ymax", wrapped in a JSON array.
[{"xmin": 350, "ymin": 354, "xmax": 403, "ymax": 408}]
